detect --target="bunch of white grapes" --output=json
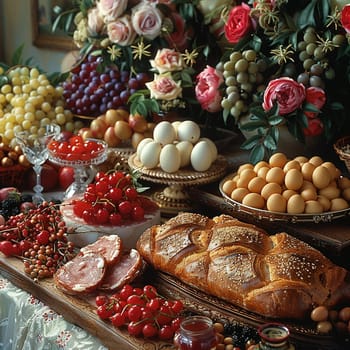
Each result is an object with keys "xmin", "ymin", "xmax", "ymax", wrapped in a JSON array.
[
  {"xmin": 220, "ymin": 49, "xmax": 268, "ymax": 121},
  {"xmin": 0, "ymin": 66, "xmax": 84, "ymax": 146}
]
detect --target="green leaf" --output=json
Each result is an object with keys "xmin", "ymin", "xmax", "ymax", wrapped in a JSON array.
[
  {"xmin": 249, "ymin": 106, "xmax": 267, "ymax": 119},
  {"xmin": 240, "ymin": 135, "xmax": 261, "ymax": 150},
  {"xmin": 11, "ymin": 44, "xmax": 25, "ymax": 65},
  {"xmin": 303, "ymin": 102, "xmax": 320, "ymax": 113},
  {"xmin": 297, "ymin": 0, "xmax": 317, "ymax": 28},
  {"xmin": 329, "ymin": 102, "xmax": 344, "ymax": 111},
  {"xmin": 249, "ymin": 144, "xmax": 266, "ymax": 164},
  {"xmin": 263, "ymin": 134, "xmax": 277, "ymax": 150},
  {"xmin": 240, "ymin": 120, "xmax": 267, "ymax": 131},
  {"xmin": 267, "ymin": 115, "xmax": 284, "ymax": 126}
]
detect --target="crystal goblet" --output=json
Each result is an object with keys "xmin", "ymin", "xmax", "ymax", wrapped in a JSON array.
[{"xmin": 15, "ymin": 124, "xmax": 61, "ymax": 205}]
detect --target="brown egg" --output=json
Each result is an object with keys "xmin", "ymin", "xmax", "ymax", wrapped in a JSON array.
[
  {"xmin": 269, "ymin": 152, "xmax": 288, "ymax": 168},
  {"xmin": 242, "ymin": 192, "xmax": 265, "ymax": 209},
  {"xmin": 294, "ymin": 155, "xmax": 309, "ymax": 164},
  {"xmin": 318, "ymin": 186, "xmax": 341, "ymax": 200},
  {"xmin": 266, "ymin": 193, "xmax": 287, "ymax": 212},
  {"xmin": 309, "ymin": 155, "xmax": 324, "ymax": 167},
  {"xmin": 282, "ymin": 189, "xmax": 297, "ymax": 201},
  {"xmin": 338, "ymin": 176, "xmax": 350, "ymax": 190},
  {"xmin": 222, "ymin": 180, "xmax": 237, "ymax": 196},
  {"xmin": 236, "ymin": 168, "xmax": 256, "ymax": 188},
  {"xmin": 317, "ymin": 195, "xmax": 331, "ymax": 212},
  {"xmin": 257, "ymin": 166, "xmax": 270, "ymax": 180},
  {"xmin": 287, "ymin": 194, "xmax": 305, "ymax": 214},
  {"xmin": 231, "ymin": 188, "xmax": 250, "ymax": 202},
  {"xmin": 312, "ymin": 166, "xmax": 331, "ymax": 189},
  {"xmin": 248, "ymin": 177, "xmax": 266, "ymax": 193},
  {"xmin": 261, "ymin": 182, "xmax": 282, "ymax": 200},
  {"xmin": 330, "ymin": 198, "xmax": 349, "ymax": 211},
  {"xmin": 284, "ymin": 168, "xmax": 303, "ymax": 190},
  {"xmin": 253, "ymin": 160, "xmax": 270, "ymax": 173},
  {"xmin": 311, "ymin": 306, "xmax": 329, "ymax": 322},
  {"xmin": 266, "ymin": 167, "xmax": 285, "ymax": 184},
  {"xmin": 283, "ymin": 159, "xmax": 301, "ymax": 172},
  {"xmin": 342, "ymin": 188, "xmax": 350, "ymax": 201},
  {"xmin": 305, "ymin": 200, "xmax": 324, "ymax": 214},
  {"xmin": 301, "ymin": 188, "xmax": 318, "ymax": 201},
  {"xmin": 301, "ymin": 162, "xmax": 315, "ymax": 182},
  {"xmin": 237, "ymin": 163, "xmax": 254, "ymax": 174}
]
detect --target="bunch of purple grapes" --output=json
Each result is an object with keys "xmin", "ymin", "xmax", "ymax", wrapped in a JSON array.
[{"xmin": 62, "ymin": 55, "xmax": 150, "ymax": 117}]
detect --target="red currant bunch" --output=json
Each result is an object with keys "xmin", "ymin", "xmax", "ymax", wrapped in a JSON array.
[
  {"xmin": 72, "ymin": 170, "xmax": 156, "ymax": 225},
  {"xmin": 95, "ymin": 284, "xmax": 184, "ymax": 341},
  {"xmin": 0, "ymin": 201, "xmax": 76, "ymax": 279},
  {"xmin": 48, "ymin": 135, "xmax": 106, "ymax": 162}
]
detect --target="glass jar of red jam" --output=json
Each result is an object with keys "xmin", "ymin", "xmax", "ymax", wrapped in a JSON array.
[{"xmin": 174, "ymin": 315, "xmax": 217, "ymax": 350}]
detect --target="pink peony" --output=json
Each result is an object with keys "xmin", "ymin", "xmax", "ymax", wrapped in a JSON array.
[
  {"xmin": 195, "ymin": 66, "xmax": 224, "ymax": 113},
  {"xmin": 263, "ymin": 77, "xmax": 306, "ymax": 115}
]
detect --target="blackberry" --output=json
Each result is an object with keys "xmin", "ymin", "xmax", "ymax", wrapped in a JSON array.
[
  {"xmin": 20, "ymin": 194, "xmax": 33, "ymax": 203},
  {"xmin": 1, "ymin": 193, "xmax": 21, "ymax": 220}
]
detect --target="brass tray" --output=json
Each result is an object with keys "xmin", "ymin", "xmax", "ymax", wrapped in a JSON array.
[
  {"xmin": 219, "ymin": 174, "xmax": 350, "ymax": 223},
  {"xmin": 151, "ymin": 269, "xmax": 348, "ymax": 349}
]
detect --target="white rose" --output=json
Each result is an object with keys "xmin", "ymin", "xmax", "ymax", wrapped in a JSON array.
[
  {"xmin": 131, "ymin": 2, "xmax": 163, "ymax": 40},
  {"xmin": 150, "ymin": 49, "xmax": 185, "ymax": 74},
  {"xmin": 97, "ymin": 0, "xmax": 128, "ymax": 23},
  {"xmin": 87, "ymin": 8, "xmax": 105, "ymax": 35},
  {"xmin": 107, "ymin": 15, "xmax": 136, "ymax": 46},
  {"xmin": 146, "ymin": 74, "xmax": 182, "ymax": 100}
]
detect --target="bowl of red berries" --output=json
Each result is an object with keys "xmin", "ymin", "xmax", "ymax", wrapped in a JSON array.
[
  {"xmin": 60, "ymin": 169, "xmax": 160, "ymax": 249},
  {"xmin": 48, "ymin": 135, "xmax": 108, "ymax": 166}
]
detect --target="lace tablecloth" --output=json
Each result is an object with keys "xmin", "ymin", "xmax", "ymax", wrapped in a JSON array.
[{"xmin": 0, "ymin": 273, "xmax": 108, "ymax": 350}]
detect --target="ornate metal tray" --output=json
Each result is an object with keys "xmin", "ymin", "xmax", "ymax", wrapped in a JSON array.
[
  {"xmin": 219, "ymin": 174, "xmax": 350, "ymax": 223},
  {"xmin": 129, "ymin": 153, "xmax": 228, "ymax": 215},
  {"xmin": 149, "ymin": 269, "xmax": 348, "ymax": 350}
]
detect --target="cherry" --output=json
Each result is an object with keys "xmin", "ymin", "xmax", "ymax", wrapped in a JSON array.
[
  {"xmin": 36, "ymin": 230, "xmax": 50, "ymax": 245},
  {"xmin": 142, "ymin": 322, "xmax": 158, "ymax": 338},
  {"xmin": 0, "ymin": 241, "xmax": 15, "ymax": 256}
]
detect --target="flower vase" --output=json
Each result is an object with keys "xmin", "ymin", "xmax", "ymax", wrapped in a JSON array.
[{"xmin": 239, "ymin": 114, "xmax": 326, "ymax": 159}]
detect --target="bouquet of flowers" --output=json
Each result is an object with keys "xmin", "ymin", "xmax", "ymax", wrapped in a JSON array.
[
  {"xmin": 195, "ymin": 0, "xmax": 350, "ymax": 162},
  {"xmin": 54, "ymin": 0, "xmax": 220, "ymax": 117}
]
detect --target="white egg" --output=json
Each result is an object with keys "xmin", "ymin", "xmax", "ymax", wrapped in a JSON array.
[
  {"xmin": 159, "ymin": 144, "xmax": 181, "ymax": 173},
  {"xmin": 172, "ymin": 121, "xmax": 181, "ymax": 140},
  {"xmin": 140, "ymin": 141, "xmax": 161, "ymax": 168},
  {"xmin": 191, "ymin": 140, "xmax": 213, "ymax": 171},
  {"xmin": 198, "ymin": 137, "xmax": 218, "ymax": 161},
  {"xmin": 177, "ymin": 120, "xmax": 201, "ymax": 144},
  {"xmin": 153, "ymin": 121, "xmax": 176, "ymax": 145},
  {"xmin": 136, "ymin": 137, "xmax": 153, "ymax": 159},
  {"xmin": 176, "ymin": 140, "xmax": 193, "ymax": 168}
]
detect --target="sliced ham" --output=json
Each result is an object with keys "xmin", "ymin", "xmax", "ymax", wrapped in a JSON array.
[
  {"xmin": 80, "ymin": 234, "xmax": 123, "ymax": 265},
  {"xmin": 99, "ymin": 249, "xmax": 143, "ymax": 291},
  {"xmin": 54, "ymin": 253, "xmax": 106, "ymax": 295}
]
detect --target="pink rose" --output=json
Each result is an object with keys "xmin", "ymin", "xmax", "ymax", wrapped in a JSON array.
[
  {"xmin": 195, "ymin": 66, "xmax": 224, "ymax": 113},
  {"xmin": 150, "ymin": 49, "xmax": 185, "ymax": 74},
  {"xmin": 304, "ymin": 86, "xmax": 326, "ymax": 119},
  {"xmin": 224, "ymin": 3, "xmax": 253, "ymax": 44},
  {"xmin": 303, "ymin": 118, "xmax": 324, "ymax": 136},
  {"xmin": 341, "ymin": 4, "xmax": 350, "ymax": 33},
  {"xmin": 131, "ymin": 2, "xmax": 163, "ymax": 40},
  {"xmin": 146, "ymin": 74, "xmax": 182, "ymax": 100},
  {"xmin": 97, "ymin": 0, "xmax": 128, "ymax": 22},
  {"xmin": 263, "ymin": 77, "xmax": 306, "ymax": 115},
  {"xmin": 87, "ymin": 8, "xmax": 105, "ymax": 36},
  {"xmin": 107, "ymin": 15, "xmax": 136, "ymax": 46}
]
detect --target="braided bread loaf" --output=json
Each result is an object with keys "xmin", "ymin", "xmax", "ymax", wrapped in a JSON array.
[{"xmin": 136, "ymin": 212, "xmax": 350, "ymax": 319}]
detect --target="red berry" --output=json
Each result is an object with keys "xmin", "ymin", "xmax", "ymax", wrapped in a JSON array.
[
  {"xmin": 142, "ymin": 322, "xmax": 158, "ymax": 338},
  {"xmin": 97, "ymin": 304, "xmax": 115, "ymax": 319},
  {"xmin": 125, "ymin": 187, "xmax": 138, "ymax": 200},
  {"xmin": 118, "ymin": 201, "xmax": 132, "ymax": 216},
  {"xmin": 127, "ymin": 305, "xmax": 142, "ymax": 322},
  {"xmin": 127, "ymin": 321, "xmax": 143, "ymax": 336},
  {"xmin": 110, "ymin": 312, "xmax": 126, "ymax": 327},
  {"xmin": 119, "ymin": 284, "xmax": 134, "ymax": 300},
  {"xmin": 36, "ymin": 230, "xmax": 50, "ymax": 245},
  {"xmin": 109, "ymin": 212, "xmax": 122, "ymax": 225},
  {"xmin": 131, "ymin": 206, "xmax": 145, "ymax": 221},
  {"xmin": 95, "ymin": 295, "xmax": 109, "ymax": 306},
  {"xmin": 143, "ymin": 285, "xmax": 158, "ymax": 299},
  {"xmin": 96, "ymin": 208, "xmax": 109, "ymax": 224},
  {"xmin": 158, "ymin": 324, "xmax": 174, "ymax": 340}
]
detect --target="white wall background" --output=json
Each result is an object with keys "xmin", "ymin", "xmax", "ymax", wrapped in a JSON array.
[{"xmin": 1, "ymin": 0, "xmax": 69, "ymax": 73}]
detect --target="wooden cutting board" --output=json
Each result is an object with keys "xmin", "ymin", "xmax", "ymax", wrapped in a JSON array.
[
  {"xmin": 1, "ymin": 254, "xmax": 349, "ymax": 350},
  {"xmin": 0, "ymin": 254, "xmax": 175, "ymax": 350}
]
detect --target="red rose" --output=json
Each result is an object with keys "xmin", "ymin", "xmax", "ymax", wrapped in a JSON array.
[
  {"xmin": 263, "ymin": 77, "xmax": 306, "ymax": 115},
  {"xmin": 303, "ymin": 118, "xmax": 324, "ymax": 136},
  {"xmin": 304, "ymin": 86, "xmax": 326, "ymax": 119},
  {"xmin": 195, "ymin": 66, "xmax": 224, "ymax": 113},
  {"xmin": 224, "ymin": 3, "xmax": 253, "ymax": 44},
  {"xmin": 341, "ymin": 4, "xmax": 350, "ymax": 33}
]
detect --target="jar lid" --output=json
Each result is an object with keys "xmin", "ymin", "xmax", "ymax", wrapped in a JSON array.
[{"xmin": 258, "ymin": 323, "xmax": 290, "ymax": 344}]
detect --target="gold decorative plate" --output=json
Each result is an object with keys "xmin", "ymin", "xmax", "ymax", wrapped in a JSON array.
[{"xmin": 219, "ymin": 174, "xmax": 350, "ymax": 223}]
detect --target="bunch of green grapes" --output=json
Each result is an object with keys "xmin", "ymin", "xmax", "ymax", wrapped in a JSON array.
[
  {"xmin": 220, "ymin": 49, "xmax": 268, "ymax": 121},
  {"xmin": 296, "ymin": 26, "xmax": 346, "ymax": 88},
  {"xmin": 0, "ymin": 66, "xmax": 84, "ymax": 146}
]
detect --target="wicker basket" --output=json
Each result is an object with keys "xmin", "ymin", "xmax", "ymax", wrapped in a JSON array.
[
  {"xmin": 0, "ymin": 164, "xmax": 27, "ymax": 189},
  {"xmin": 334, "ymin": 136, "xmax": 350, "ymax": 173}
]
